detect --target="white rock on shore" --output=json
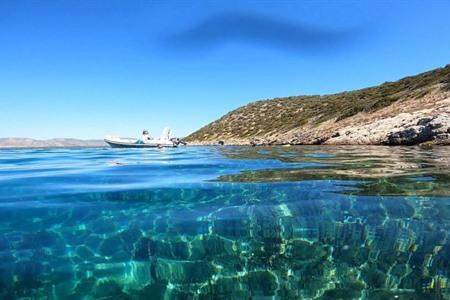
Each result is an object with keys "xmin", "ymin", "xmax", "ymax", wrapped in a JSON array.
[{"xmin": 325, "ymin": 112, "xmax": 449, "ymax": 145}]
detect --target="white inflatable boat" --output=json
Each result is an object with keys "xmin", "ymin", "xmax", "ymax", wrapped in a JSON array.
[{"xmin": 104, "ymin": 128, "xmax": 183, "ymax": 148}]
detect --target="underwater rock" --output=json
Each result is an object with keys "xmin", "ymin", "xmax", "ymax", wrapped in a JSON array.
[
  {"xmin": 202, "ymin": 234, "xmax": 237, "ymax": 258},
  {"xmin": 244, "ymin": 270, "xmax": 279, "ymax": 296},
  {"xmin": 295, "ymin": 260, "xmax": 334, "ymax": 297},
  {"xmin": 288, "ymin": 239, "xmax": 328, "ymax": 262},
  {"xmin": 323, "ymin": 220, "xmax": 368, "ymax": 252},
  {"xmin": 189, "ymin": 234, "xmax": 235, "ymax": 260},
  {"xmin": 92, "ymin": 279, "xmax": 130, "ymax": 299},
  {"xmin": 130, "ymin": 281, "xmax": 167, "ymax": 300},
  {"xmin": 169, "ymin": 238, "xmax": 190, "ymax": 260},
  {"xmin": 322, "ymin": 287, "xmax": 363, "ymax": 300},
  {"xmin": 84, "ymin": 234, "xmax": 104, "ymax": 252},
  {"xmin": 72, "ymin": 276, "xmax": 97, "ymax": 297},
  {"xmin": 213, "ymin": 217, "xmax": 250, "ymax": 239},
  {"xmin": 382, "ymin": 198, "xmax": 415, "ymax": 218},
  {"xmin": 335, "ymin": 244, "xmax": 370, "ymax": 267},
  {"xmin": 189, "ymin": 234, "xmax": 243, "ymax": 276},
  {"xmin": 286, "ymin": 197, "xmax": 326, "ymax": 218},
  {"xmin": 391, "ymin": 264, "xmax": 410, "ymax": 278},
  {"xmin": 252, "ymin": 206, "xmax": 284, "ymax": 241},
  {"xmin": 154, "ymin": 259, "xmax": 215, "ymax": 284},
  {"xmin": 331, "ymin": 266, "xmax": 366, "ymax": 293},
  {"xmin": 429, "ymin": 244, "xmax": 450, "ymax": 278},
  {"xmin": 125, "ymin": 262, "xmax": 153, "ymax": 288},
  {"xmin": 13, "ymin": 259, "xmax": 44, "ymax": 291},
  {"xmin": 365, "ymin": 289, "xmax": 420, "ymax": 300},
  {"xmin": 213, "ymin": 207, "xmax": 250, "ymax": 238},
  {"xmin": 153, "ymin": 217, "xmax": 168, "ymax": 234},
  {"xmin": 361, "ymin": 263, "xmax": 388, "ymax": 288},
  {"xmin": 75, "ymin": 245, "xmax": 96, "ymax": 260},
  {"xmin": 45, "ymin": 266, "xmax": 73, "ymax": 286},
  {"xmin": 92, "ymin": 262, "xmax": 131, "ymax": 280},
  {"xmin": 61, "ymin": 227, "xmax": 92, "ymax": 246},
  {"xmin": 64, "ymin": 207, "xmax": 93, "ymax": 223},
  {"xmin": 91, "ymin": 217, "xmax": 117, "ymax": 235},
  {"xmin": 0, "ymin": 235, "xmax": 10, "ymax": 251},
  {"xmin": 120, "ymin": 226, "xmax": 142, "ymax": 253},
  {"xmin": 167, "ymin": 208, "xmax": 209, "ymax": 235},
  {"xmin": 99, "ymin": 234, "xmax": 124, "ymax": 257},
  {"xmin": 98, "ymin": 243, "xmax": 131, "ymax": 262},
  {"xmin": 0, "ymin": 266, "xmax": 14, "ymax": 294},
  {"xmin": 133, "ymin": 237, "xmax": 153, "ymax": 261},
  {"xmin": 198, "ymin": 276, "xmax": 251, "ymax": 300},
  {"xmin": 249, "ymin": 206, "xmax": 286, "ymax": 267},
  {"xmin": 164, "ymin": 287, "xmax": 197, "ymax": 299},
  {"xmin": 0, "ymin": 236, "xmax": 14, "ymax": 265},
  {"xmin": 133, "ymin": 237, "xmax": 176, "ymax": 261},
  {"xmin": 19, "ymin": 230, "xmax": 64, "ymax": 251},
  {"xmin": 373, "ymin": 220, "xmax": 405, "ymax": 253},
  {"xmin": 353, "ymin": 198, "xmax": 386, "ymax": 225}
]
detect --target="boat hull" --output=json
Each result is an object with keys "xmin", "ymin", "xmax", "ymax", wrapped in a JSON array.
[{"xmin": 104, "ymin": 138, "xmax": 177, "ymax": 148}]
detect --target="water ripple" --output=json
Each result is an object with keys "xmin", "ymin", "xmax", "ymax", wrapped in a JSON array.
[{"xmin": 0, "ymin": 146, "xmax": 449, "ymax": 299}]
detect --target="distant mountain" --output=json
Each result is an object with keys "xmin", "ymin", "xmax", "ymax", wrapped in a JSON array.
[
  {"xmin": 186, "ymin": 64, "xmax": 450, "ymax": 145},
  {"xmin": 0, "ymin": 138, "xmax": 106, "ymax": 148}
]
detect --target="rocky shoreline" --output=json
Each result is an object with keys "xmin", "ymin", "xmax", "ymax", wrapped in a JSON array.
[
  {"xmin": 187, "ymin": 109, "xmax": 450, "ymax": 147},
  {"xmin": 186, "ymin": 66, "xmax": 450, "ymax": 147}
]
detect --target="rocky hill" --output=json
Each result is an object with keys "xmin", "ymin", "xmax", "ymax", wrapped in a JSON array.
[
  {"xmin": 186, "ymin": 65, "xmax": 450, "ymax": 145},
  {"xmin": 0, "ymin": 138, "xmax": 106, "ymax": 148}
]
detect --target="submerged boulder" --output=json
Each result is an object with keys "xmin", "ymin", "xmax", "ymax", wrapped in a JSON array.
[
  {"xmin": 244, "ymin": 270, "xmax": 279, "ymax": 296},
  {"xmin": 133, "ymin": 236, "xmax": 190, "ymax": 261},
  {"xmin": 92, "ymin": 279, "xmax": 130, "ymax": 299},
  {"xmin": 154, "ymin": 259, "xmax": 215, "ymax": 284},
  {"xmin": 287, "ymin": 239, "xmax": 329, "ymax": 262}
]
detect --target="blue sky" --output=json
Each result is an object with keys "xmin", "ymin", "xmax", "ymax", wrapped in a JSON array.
[{"xmin": 1, "ymin": 0, "xmax": 450, "ymax": 139}]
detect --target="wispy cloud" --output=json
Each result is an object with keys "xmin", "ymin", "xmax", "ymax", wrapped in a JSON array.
[{"xmin": 162, "ymin": 12, "xmax": 360, "ymax": 54}]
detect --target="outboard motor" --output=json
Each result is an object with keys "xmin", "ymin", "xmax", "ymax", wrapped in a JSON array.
[{"xmin": 170, "ymin": 138, "xmax": 187, "ymax": 146}]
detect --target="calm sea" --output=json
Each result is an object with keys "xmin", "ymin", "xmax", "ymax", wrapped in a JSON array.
[{"xmin": 0, "ymin": 146, "xmax": 449, "ymax": 299}]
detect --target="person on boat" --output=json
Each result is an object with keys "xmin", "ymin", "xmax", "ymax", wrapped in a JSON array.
[{"xmin": 141, "ymin": 130, "xmax": 152, "ymax": 142}]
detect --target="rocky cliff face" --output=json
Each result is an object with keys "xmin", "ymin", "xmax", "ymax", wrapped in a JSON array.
[{"xmin": 186, "ymin": 65, "xmax": 450, "ymax": 146}]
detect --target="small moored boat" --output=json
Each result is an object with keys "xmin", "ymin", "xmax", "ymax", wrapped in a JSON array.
[{"xmin": 104, "ymin": 128, "xmax": 184, "ymax": 148}]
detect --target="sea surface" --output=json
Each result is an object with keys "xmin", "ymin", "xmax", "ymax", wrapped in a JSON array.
[{"xmin": 0, "ymin": 146, "xmax": 449, "ymax": 299}]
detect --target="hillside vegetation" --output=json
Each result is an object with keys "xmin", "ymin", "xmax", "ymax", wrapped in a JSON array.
[{"xmin": 186, "ymin": 65, "xmax": 450, "ymax": 145}]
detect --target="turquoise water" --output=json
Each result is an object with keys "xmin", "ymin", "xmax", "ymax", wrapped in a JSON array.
[{"xmin": 0, "ymin": 146, "xmax": 449, "ymax": 299}]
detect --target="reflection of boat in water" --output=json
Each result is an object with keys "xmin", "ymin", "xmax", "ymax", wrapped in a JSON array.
[{"xmin": 104, "ymin": 128, "xmax": 186, "ymax": 148}]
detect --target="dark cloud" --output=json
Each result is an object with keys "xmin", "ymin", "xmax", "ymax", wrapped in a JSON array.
[{"xmin": 162, "ymin": 12, "xmax": 360, "ymax": 54}]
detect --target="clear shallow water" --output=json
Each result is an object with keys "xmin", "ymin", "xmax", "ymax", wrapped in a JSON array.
[{"xmin": 0, "ymin": 146, "xmax": 449, "ymax": 299}]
